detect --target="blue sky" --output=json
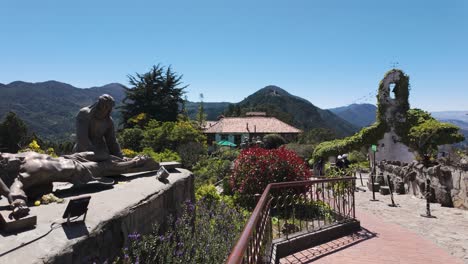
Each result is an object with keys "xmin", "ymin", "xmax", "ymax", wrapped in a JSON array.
[{"xmin": 1, "ymin": 0, "xmax": 467, "ymax": 111}]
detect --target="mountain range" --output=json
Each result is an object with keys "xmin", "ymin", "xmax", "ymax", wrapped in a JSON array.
[
  {"xmin": 0, "ymin": 81, "xmax": 466, "ymax": 145},
  {"xmin": 328, "ymin": 103, "xmax": 377, "ymax": 128},
  {"xmin": 0, "ymin": 81, "xmax": 126, "ymax": 141}
]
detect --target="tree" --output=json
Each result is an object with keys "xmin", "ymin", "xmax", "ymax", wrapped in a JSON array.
[
  {"xmin": 224, "ymin": 104, "xmax": 241, "ymax": 117},
  {"xmin": 196, "ymin": 93, "xmax": 207, "ymax": 128},
  {"xmin": 408, "ymin": 118, "xmax": 464, "ymax": 157},
  {"xmin": 0, "ymin": 112, "xmax": 29, "ymax": 153},
  {"xmin": 120, "ymin": 64, "xmax": 187, "ymax": 128},
  {"xmin": 178, "ymin": 95, "xmax": 190, "ymax": 121}
]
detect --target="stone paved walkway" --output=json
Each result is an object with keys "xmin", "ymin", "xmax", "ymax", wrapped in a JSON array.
[
  {"xmin": 281, "ymin": 209, "xmax": 464, "ymax": 264},
  {"xmin": 355, "ymin": 179, "xmax": 468, "ymax": 263},
  {"xmin": 280, "ymin": 177, "xmax": 468, "ymax": 264}
]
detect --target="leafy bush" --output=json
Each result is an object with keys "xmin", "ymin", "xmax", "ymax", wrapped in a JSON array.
[
  {"xmin": 177, "ymin": 142, "xmax": 206, "ymax": 169},
  {"xmin": 118, "ymin": 199, "xmax": 246, "ymax": 264},
  {"xmin": 119, "ymin": 119, "xmax": 208, "ymax": 168},
  {"xmin": 195, "ymin": 184, "xmax": 236, "ymax": 208},
  {"xmin": 347, "ymin": 150, "xmax": 367, "ymax": 163},
  {"xmin": 262, "ymin": 134, "xmax": 286, "ymax": 149},
  {"xmin": 20, "ymin": 140, "xmax": 58, "ymax": 157},
  {"xmin": 230, "ymin": 147, "xmax": 311, "ymax": 207},
  {"xmin": 215, "ymin": 148, "xmax": 240, "ymax": 161},
  {"xmin": 122, "ymin": 148, "xmax": 138, "ymax": 158},
  {"xmin": 195, "ymin": 184, "xmax": 221, "ymax": 203},
  {"xmin": 192, "ymin": 157, "xmax": 231, "ymax": 188},
  {"xmin": 312, "ymin": 121, "xmax": 387, "ymax": 162},
  {"xmin": 118, "ymin": 127, "xmax": 144, "ymax": 152},
  {"xmin": 141, "ymin": 148, "xmax": 181, "ymax": 162},
  {"xmin": 142, "ymin": 120, "xmax": 207, "ymax": 153},
  {"xmin": 284, "ymin": 143, "xmax": 315, "ymax": 161}
]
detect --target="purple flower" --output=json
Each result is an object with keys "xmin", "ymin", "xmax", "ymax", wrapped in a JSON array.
[
  {"xmin": 185, "ymin": 200, "xmax": 195, "ymax": 212},
  {"xmin": 128, "ymin": 232, "xmax": 141, "ymax": 241}
]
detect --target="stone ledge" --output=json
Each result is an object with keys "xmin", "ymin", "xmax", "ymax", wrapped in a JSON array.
[{"xmin": 0, "ymin": 168, "xmax": 194, "ymax": 264}]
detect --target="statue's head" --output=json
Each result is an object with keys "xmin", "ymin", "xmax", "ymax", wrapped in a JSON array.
[
  {"xmin": 94, "ymin": 94, "xmax": 115, "ymax": 119},
  {"xmin": 0, "ymin": 153, "xmax": 24, "ymax": 184}
]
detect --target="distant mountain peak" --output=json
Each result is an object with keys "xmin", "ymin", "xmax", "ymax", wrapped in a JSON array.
[{"xmin": 257, "ymin": 85, "xmax": 291, "ymax": 96}]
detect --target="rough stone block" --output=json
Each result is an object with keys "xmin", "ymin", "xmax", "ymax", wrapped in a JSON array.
[
  {"xmin": 435, "ymin": 188, "xmax": 453, "ymax": 207},
  {"xmin": 395, "ymin": 181, "xmax": 405, "ymax": 194},
  {"xmin": 380, "ymin": 186, "xmax": 391, "ymax": 195}
]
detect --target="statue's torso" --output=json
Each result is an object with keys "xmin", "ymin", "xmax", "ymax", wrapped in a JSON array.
[
  {"xmin": 88, "ymin": 117, "xmax": 112, "ymax": 143},
  {"xmin": 19, "ymin": 153, "xmax": 80, "ymax": 188}
]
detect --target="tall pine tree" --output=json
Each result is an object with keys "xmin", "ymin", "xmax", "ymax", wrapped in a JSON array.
[{"xmin": 120, "ymin": 65, "xmax": 187, "ymax": 128}]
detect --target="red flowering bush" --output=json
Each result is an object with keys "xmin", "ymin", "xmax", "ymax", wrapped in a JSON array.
[{"xmin": 230, "ymin": 147, "xmax": 311, "ymax": 206}]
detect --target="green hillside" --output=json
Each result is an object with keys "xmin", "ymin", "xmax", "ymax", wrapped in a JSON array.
[
  {"xmin": 225, "ymin": 85, "xmax": 358, "ymax": 137},
  {"xmin": 329, "ymin": 103, "xmax": 377, "ymax": 128},
  {"xmin": 0, "ymin": 81, "xmax": 126, "ymax": 141}
]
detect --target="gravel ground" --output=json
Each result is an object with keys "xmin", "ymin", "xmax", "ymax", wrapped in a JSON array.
[{"xmin": 355, "ymin": 175, "xmax": 468, "ymax": 263}]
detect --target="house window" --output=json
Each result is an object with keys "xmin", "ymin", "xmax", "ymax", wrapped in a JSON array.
[{"xmin": 221, "ymin": 134, "xmax": 228, "ymax": 141}]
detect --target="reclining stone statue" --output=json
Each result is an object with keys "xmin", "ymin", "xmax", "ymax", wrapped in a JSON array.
[
  {"xmin": 74, "ymin": 94, "xmax": 123, "ymax": 161},
  {"xmin": 0, "ymin": 151, "xmax": 159, "ymax": 219}
]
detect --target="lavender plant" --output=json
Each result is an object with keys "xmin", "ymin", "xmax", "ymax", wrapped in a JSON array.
[{"xmin": 117, "ymin": 199, "xmax": 246, "ymax": 264}]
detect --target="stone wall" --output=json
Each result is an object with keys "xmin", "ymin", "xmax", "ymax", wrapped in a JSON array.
[
  {"xmin": 0, "ymin": 167, "xmax": 194, "ymax": 264},
  {"xmin": 377, "ymin": 160, "xmax": 468, "ymax": 209},
  {"xmin": 373, "ymin": 131, "xmax": 415, "ymax": 163}
]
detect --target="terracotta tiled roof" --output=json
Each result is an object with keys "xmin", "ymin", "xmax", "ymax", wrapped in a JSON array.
[
  {"xmin": 204, "ymin": 117, "xmax": 302, "ymax": 134},
  {"xmin": 201, "ymin": 121, "xmax": 218, "ymax": 129}
]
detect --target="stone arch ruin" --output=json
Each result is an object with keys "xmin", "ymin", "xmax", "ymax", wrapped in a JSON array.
[{"xmin": 374, "ymin": 69, "xmax": 415, "ymax": 163}]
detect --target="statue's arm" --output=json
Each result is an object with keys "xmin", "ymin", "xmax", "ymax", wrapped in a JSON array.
[
  {"xmin": 105, "ymin": 118, "xmax": 123, "ymax": 158},
  {"xmin": 0, "ymin": 177, "xmax": 12, "ymax": 203},
  {"xmin": 76, "ymin": 110, "xmax": 93, "ymax": 152}
]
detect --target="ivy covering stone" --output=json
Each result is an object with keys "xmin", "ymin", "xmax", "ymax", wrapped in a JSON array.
[{"xmin": 312, "ymin": 69, "xmax": 464, "ymax": 161}]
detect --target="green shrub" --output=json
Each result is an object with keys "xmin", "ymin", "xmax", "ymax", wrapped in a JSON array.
[
  {"xmin": 192, "ymin": 157, "xmax": 231, "ymax": 188},
  {"xmin": 195, "ymin": 184, "xmax": 221, "ymax": 203},
  {"xmin": 347, "ymin": 150, "xmax": 367, "ymax": 163},
  {"xmin": 177, "ymin": 142, "xmax": 206, "ymax": 169},
  {"xmin": 215, "ymin": 148, "xmax": 240, "ymax": 161},
  {"xmin": 122, "ymin": 148, "xmax": 138, "ymax": 158},
  {"xmin": 312, "ymin": 121, "xmax": 387, "ymax": 162},
  {"xmin": 284, "ymin": 143, "xmax": 315, "ymax": 161},
  {"xmin": 263, "ymin": 134, "xmax": 286, "ymax": 149},
  {"xmin": 118, "ymin": 127, "xmax": 144, "ymax": 152},
  {"xmin": 140, "ymin": 148, "xmax": 181, "ymax": 162},
  {"xmin": 142, "ymin": 120, "xmax": 207, "ymax": 153}
]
